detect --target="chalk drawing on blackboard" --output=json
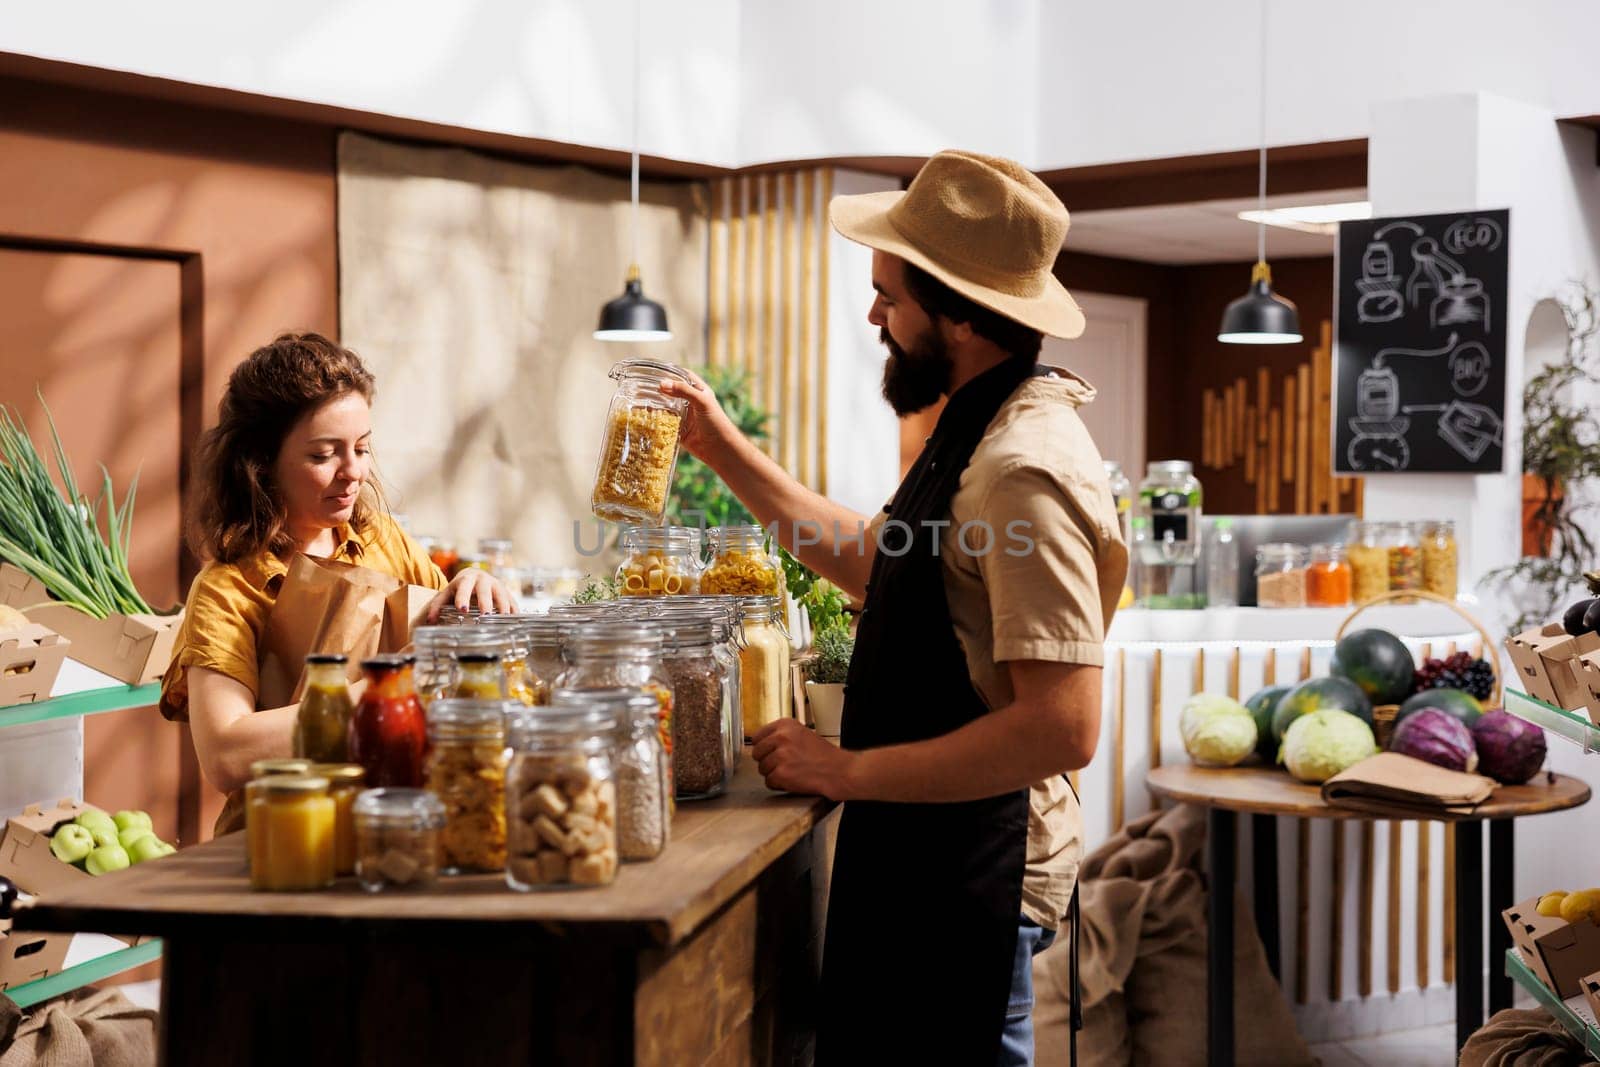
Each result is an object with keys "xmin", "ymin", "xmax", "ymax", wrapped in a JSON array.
[
  {"xmin": 1402, "ymin": 400, "xmax": 1504, "ymax": 463},
  {"xmin": 1448, "ymin": 341, "xmax": 1492, "ymax": 397},
  {"xmin": 1443, "ymin": 216, "xmax": 1505, "ymax": 255},
  {"xmin": 1375, "ymin": 220, "xmax": 1425, "ymax": 240},
  {"xmin": 1346, "ymin": 364, "xmax": 1412, "ymax": 470},
  {"xmin": 1406, "ymin": 238, "xmax": 1491, "ymax": 331},
  {"xmin": 1355, "ymin": 237, "xmax": 1405, "ymax": 323}
]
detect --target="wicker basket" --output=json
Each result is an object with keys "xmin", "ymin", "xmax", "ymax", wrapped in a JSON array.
[{"xmin": 1337, "ymin": 589, "xmax": 1503, "ymax": 747}]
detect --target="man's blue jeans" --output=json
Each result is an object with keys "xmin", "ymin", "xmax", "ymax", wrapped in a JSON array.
[{"xmin": 998, "ymin": 916, "xmax": 1058, "ymax": 1066}]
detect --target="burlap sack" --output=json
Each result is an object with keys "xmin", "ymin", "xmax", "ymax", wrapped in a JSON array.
[
  {"xmin": 1460, "ymin": 1007, "xmax": 1588, "ymax": 1067},
  {"xmin": 0, "ymin": 988, "xmax": 156, "ymax": 1067}
]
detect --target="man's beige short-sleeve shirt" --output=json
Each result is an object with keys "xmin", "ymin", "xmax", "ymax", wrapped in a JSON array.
[{"xmin": 868, "ymin": 369, "xmax": 1128, "ymax": 928}]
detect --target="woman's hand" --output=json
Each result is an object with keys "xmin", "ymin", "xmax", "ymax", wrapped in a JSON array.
[
  {"xmin": 656, "ymin": 369, "xmax": 738, "ymax": 465},
  {"xmin": 427, "ymin": 568, "xmax": 517, "ymax": 622}
]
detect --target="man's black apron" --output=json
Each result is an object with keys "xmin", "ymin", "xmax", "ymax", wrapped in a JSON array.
[{"xmin": 817, "ymin": 357, "xmax": 1035, "ymax": 1065}]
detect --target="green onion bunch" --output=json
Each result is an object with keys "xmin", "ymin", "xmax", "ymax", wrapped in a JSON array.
[{"xmin": 0, "ymin": 393, "xmax": 153, "ymax": 619}]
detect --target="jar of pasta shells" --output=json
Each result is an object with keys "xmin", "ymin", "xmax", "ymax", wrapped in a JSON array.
[
  {"xmin": 702, "ymin": 526, "xmax": 783, "ymax": 597},
  {"xmin": 616, "ymin": 525, "xmax": 703, "ymax": 596},
  {"xmin": 590, "ymin": 359, "xmax": 691, "ymax": 526},
  {"xmin": 506, "ymin": 705, "xmax": 621, "ymax": 890},
  {"xmin": 424, "ymin": 698, "xmax": 511, "ymax": 874}
]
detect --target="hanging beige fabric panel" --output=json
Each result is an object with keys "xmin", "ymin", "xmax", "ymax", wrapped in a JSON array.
[{"xmin": 337, "ymin": 132, "xmax": 708, "ymax": 567}]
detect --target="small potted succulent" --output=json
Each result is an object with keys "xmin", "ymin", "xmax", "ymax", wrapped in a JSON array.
[{"xmin": 804, "ymin": 625, "xmax": 854, "ymax": 738}]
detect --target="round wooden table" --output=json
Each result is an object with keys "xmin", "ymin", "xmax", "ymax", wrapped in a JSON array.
[{"xmin": 1146, "ymin": 764, "xmax": 1590, "ymax": 1065}]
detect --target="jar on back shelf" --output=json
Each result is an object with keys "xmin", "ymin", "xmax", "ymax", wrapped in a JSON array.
[
  {"xmin": 617, "ymin": 525, "xmax": 704, "ymax": 596},
  {"xmin": 552, "ymin": 687, "xmax": 669, "ymax": 862},
  {"xmin": 1386, "ymin": 521, "xmax": 1422, "ymax": 599},
  {"xmin": 1346, "ymin": 521, "xmax": 1389, "ymax": 605},
  {"xmin": 1422, "ymin": 520, "xmax": 1458, "ymax": 599},
  {"xmin": 737, "ymin": 596, "xmax": 792, "ymax": 740},
  {"xmin": 1136, "ymin": 461, "xmax": 1202, "ymax": 566},
  {"xmin": 702, "ymin": 526, "xmax": 783, "ymax": 597},
  {"xmin": 424, "ymin": 698, "xmax": 511, "ymax": 874},
  {"xmin": 1255, "ymin": 543, "xmax": 1309, "ymax": 609},
  {"xmin": 294, "ymin": 653, "xmax": 354, "ymax": 763},
  {"xmin": 591, "ymin": 359, "xmax": 692, "ymax": 525},
  {"xmin": 506, "ymin": 705, "xmax": 621, "ymax": 890},
  {"xmin": 1305, "ymin": 543, "xmax": 1353, "ymax": 608}
]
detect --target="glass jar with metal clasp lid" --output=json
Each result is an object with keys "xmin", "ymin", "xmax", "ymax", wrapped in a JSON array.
[
  {"xmin": 424, "ymin": 698, "xmax": 512, "ymax": 875},
  {"xmin": 590, "ymin": 358, "xmax": 692, "ymax": 526},
  {"xmin": 616, "ymin": 525, "xmax": 704, "ymax": 596},
  {"xmin": 657, "ymin": 614, "xmax": 735, "ymax": 799},
  {"xmin": 353, "ymin": 788, "xmax": 446, "ymax": 892},
  {"xmin": 1346, "ymin": 520, "xmax": 1389, "ymax": 605},
  {"xmin": 702, "ymin": 526, "xmax": 783, "ymax": 597},
  {"xmin": 1254, "ymin": 543, "xmax": 1309, "ymax": 609},
  {"xmin": 736, "ymin": 596, "xmax": 791, "ymax": 740},
  {"xmin": 555, "ymin": 622, "xmax": 675, "ymax": 780},
  {"xmin": 551, "ymin": 687, "xmax": 669, "ymax": 862},
  {"xmin": 505, "ymin": 704, "xmax": 621, "ymax": 890}
]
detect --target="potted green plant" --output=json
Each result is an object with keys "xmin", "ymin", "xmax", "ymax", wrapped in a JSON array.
[{"xmin": 803, "ymin": 624, "xmax": 853, "ymax": 738}]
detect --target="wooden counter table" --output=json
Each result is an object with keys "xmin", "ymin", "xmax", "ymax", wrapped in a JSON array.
[{"xmin": 15, "ymin": 760, "xmax": 838, "ymax": 1066}]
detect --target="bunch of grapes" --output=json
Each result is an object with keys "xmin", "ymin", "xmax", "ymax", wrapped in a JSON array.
[{"xmin": 1413, "ymin": 651, "xmax": 1494, "ymax": 701}]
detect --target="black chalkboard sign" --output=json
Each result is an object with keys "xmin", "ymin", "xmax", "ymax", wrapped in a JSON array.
[{"xmin": 1333, "ymin": 209, "xmax": 1509, "ymax": 473}]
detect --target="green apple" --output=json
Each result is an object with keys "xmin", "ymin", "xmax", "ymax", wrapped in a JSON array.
[
  {"xmin": 118, "ymin": 826, "xmax": 155, "ymax": 851},
  {"xmin": 89, "ymin": 826, "xmax": 121, "ymax": 850},
  {"xmin": 157, "ymin": 842, "xmax": 177, "ymax": 856},
  {"xmin": 74, "ymin": 810, "xmax": 117, "ymax": 837},
  {"xmin": 84, "ymin": 843, "xmax": 131, "ymax": 876},
  {"xmin": 50, "ymin": 824, "xmax": 94, "ymax": 865},
  {"xmin": 127, "ymin": 835, "xmax": 167, "ymax": 864},
  {"xmin": 112, "ymin": 811, "xmax": 153, "ymax": 834}
]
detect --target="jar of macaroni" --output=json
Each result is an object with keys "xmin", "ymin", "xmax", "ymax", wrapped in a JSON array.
[
  {"xmin": 616, "ymin": 525, "xmax": 704, "ymax": 596},
  {"xmin": 702, "ymin": 526, "xmax": 783, "ymax": 597}
]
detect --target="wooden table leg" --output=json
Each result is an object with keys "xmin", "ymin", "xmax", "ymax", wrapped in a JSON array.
[
  {"xmin": 1252, "ymin": 812, "xmax": 1281, "ymax": 983},
  {"xmin": 1455, "ymin": 820, "xmax": 1484, "ymax": 1053},
  {"xmin": 1488, "ymin": 818, "xmax": 1515, "ymax": 1015},
  {"xmin": 1209, "ymin": 807, "xmax": 1237, "ymax": 1067}
]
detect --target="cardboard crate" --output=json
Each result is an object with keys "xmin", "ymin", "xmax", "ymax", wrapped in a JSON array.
[
  {"xmin": 0, "ymin": 914, "xmax": 72, "ymax": 992},
  {"xmin": 0, "ymin": 798, "xmax": 96, "ymax": 896},
  {"xmin": 0, "ymin": 623, "xmax": 69, "ymax": 707},
  {"xmin": 1505, "ymin": 624, "xmax": 1600, "ymax": 710},
  {"xmin": 1503, "ymin": 896, "xmax": 1600, "ymax": 999},
  {"xmin": 1578, "ymin": 652, "xmax": 1600, "ymax": 724},
  {"xmin": 0, "ymin": 563, "xmax": 180, "ymax": 686}
]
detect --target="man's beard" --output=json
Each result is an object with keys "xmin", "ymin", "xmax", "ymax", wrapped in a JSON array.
[{"xmin": 879, "ymin": 326, "xmax": 953, "ymax": 417}]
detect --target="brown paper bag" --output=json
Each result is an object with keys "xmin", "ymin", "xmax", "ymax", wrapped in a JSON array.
[{"xmin": 257, "ymin": 555, "xmax": 436, "ymax": 709}]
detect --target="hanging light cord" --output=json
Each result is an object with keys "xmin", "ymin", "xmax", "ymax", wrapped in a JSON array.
[
  {"xmin": 1255, "ymin": 0, "xmax": 1267, "ymax": 271},
  {"xmin": 630, "ymin": 0, "xmax": 641, "ymax": 274}
]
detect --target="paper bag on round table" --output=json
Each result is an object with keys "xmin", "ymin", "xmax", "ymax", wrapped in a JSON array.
[{"xmin": 256, "ymin": 555, "xmax": 436, "ymax": 710}]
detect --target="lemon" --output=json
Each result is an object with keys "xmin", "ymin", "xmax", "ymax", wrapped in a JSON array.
[
  {"xmin": 1537, "ymin": 892, "xmax": 1569, "ymax": 918},
  {"xmin": 1560, "ymin": 889, "xmax": 1600, "ymax": 925},
  {"xmin": 1118, "ymin": 585, "xmax": 1134, "ymax": 610}
]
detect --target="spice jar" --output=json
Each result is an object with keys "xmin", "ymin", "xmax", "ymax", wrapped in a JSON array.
[
  {"xmin": 1422, "ymin": 520, "xmax": 1458, "ymax": 599},
  {"xmin": 1346, "ymin": 521, "xmax": 1389, "ymax": 605},
  {"xmin": 661, "ymin": 616, "xmax": 734, "ymax": 799},
  {"xmin": 506, "ymin": 706, "xmax": 621, "ymax": 890},
  {"xmin": 353, "ymin": 788, "xmax": 446, "ymax": 892},
  {"xmin": 702, "ymin": 526, "xmax": 783, "ymax": 596},
  {"xmin": 1255, "ymin": 544, "xmax": 1309, "ymax": 608},
  {"xmin": 590, "ymin": 358, "xmax": 691, "ymax": 525},
  {"xmin": 617, "ymin": 525, "xmax": 704, "ymax": 596},
  {"xmin": 306, "ymin": 763, "xmax": 365, "ymax": 876},
  {"xmin": 424, "ymin": 699, "xmax": 510, "ymax": 874},
  {"xmin": 1386, "ymin": 521, "xmax": 1422, "ymax": 600},
  {"xmin": 247, "ymin": 775, "xmax": 336, "ymax": 891},
  {"xmin": 348, "ymin": 655, "xmax": 428, "ymax": 788},
  {"xmin": 293, "ymin": 654, "xmax": 354, "ymax": 762},
  {"xmin": 1305, "ymin": 544, "xmax": 1353, "ymax": 607},
  {"xmin": 552, "ymin": 688, "xmax": 669, "ymax": 861},
  {"xmin": 737, "ymin": 596, "xmax": 792, "ymax": 739},
  {"xmin": 556, "ymin": 622, "xmax": 675, "ymax": 769}
]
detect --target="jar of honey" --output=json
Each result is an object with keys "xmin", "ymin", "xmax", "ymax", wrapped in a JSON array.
[
  {"xmin": 306, "ymin": 763, "xmax": 366, "ymax": 876},
  {"xmin": 246, "ymin": 775, "xmax": 336, "ymax": 891}
]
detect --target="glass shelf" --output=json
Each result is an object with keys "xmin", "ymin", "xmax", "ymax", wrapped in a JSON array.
[
  {"xmin": 0, "ymin": 683, "xmax": 160, "ymax": 730},
  {"xmin": 1504, "ymin": 947, "xmax": 1600, "ymax": 1060},
  {"xmin": 3, "ymin": 937, "xmax": 162, "ymax": 1010},
  {"xmin": 1504, "ymin": 689, "xmax": 1600, "ymax": 754}
]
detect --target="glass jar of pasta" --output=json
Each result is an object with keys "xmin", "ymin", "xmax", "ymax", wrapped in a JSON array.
[
  {"xmin": 1346, "ymin": 521, "xmax": 1388, "ymax": 605},
  {"xmin": 551, "ymin": 687, "xmax": 669, "ymax": 862},
  {"xmin": 590, "ymin": 359, "xmax": 692, "ymax": 526},
  {"xmin": 556, "ymin": 622, "xmax": 675, "ymax": 776},
  {"xmin": 736, "ymin": 596, "xmax": 792, "ymax": 740},
  {"xmin": 616, "ymin": 525, "xmax": 703, "ymax": 596},
  {"xmin": 424, "ymin": 698, "xmax": 511, "ymax": 875},
  {"xmin": 1422, "ymin": 520, "xmax": 1458, "ymax": 599},
  {"xmin": 702, "ymin": 526, "xmax": 783, "ymax": 597},
  {"xmin": 1386, "ymin": 521, "xmax": 1422, "ymax": 600},
  {"xmin": 505, "ymin": 705, "xmax": 620, "ymax": 890}
]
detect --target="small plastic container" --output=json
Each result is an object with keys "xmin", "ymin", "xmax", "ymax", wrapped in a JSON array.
[
  {"xmin": 246, "ymin": 775, "xmax": 335, "ymax": 892},
  {"xmin": 1305, "ymin": 544, "xmax": 1353, "ymax": 608},
  {"xmin": 505, "ymin": 706, "xmax": 621, "ymax": 890},
  {"xmin": 1255, "ymin": 544, "xmax": 1309, "ymax": 609},
  {"xmin": 590, "ymin": 359, "xmax": 692, "ymax": 525},
  {"xmin": 353, "ymin": 788, "xmax": 446, "ymax": 892}
]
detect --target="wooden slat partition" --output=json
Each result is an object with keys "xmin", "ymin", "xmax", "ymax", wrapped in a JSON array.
[
  {"xmin": 1331, "ymin": 821, "xmax": 1346, "ymax": 1001},
  {"xmin": 1113, "ymin": 648, "xmax": 1126, "ymax": 832},
  {"xmin": 1360, "ymin": 821, "xmax": 1375, "ymax": 997},
  {"xmin": 1297, "ymin": 819, "xmax": 1311, "ymax": 1005},
  {"xmin": 1388, "ymin": 822, "xmax": 1403, "ymax": 994}
]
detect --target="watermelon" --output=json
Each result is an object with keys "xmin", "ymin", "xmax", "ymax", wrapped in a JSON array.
[
  {"xmin": 1272, "ymin": 676, "xmax": 1375, "ymax": 741},
  {"xmin": 1396, "ymin": 687, "xmax": 1483, "ymax": 729},
  {"xmin": 1245, "ymin": 685, "xmax": 1291, "ymax": 761},
  {"xmin": 1330, "ymin": 628, "xmax": 1416, "ymax": 705}
]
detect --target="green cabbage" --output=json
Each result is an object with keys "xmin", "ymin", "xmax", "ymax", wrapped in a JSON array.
[
  {"xmin": 1281, "ymin": 709, "xmax": 1377, "ymax": 783},
  {"xmin": 1181, "ymin": 693, "xmax": 1257, "ymax": 767}
]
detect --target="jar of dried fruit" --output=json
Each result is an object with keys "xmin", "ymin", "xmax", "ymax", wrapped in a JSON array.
[{"xmin": 590, "ymin": 359, "xmax": 692, "ymax": 526}]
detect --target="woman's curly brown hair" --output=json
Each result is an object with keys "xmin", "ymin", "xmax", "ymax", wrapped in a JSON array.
[{"xmin": 187, "ymin": 332, "xmax": 385, "ymax": 564}]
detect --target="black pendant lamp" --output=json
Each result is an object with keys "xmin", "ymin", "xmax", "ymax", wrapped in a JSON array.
[
  {"xmin": 595, "ymin": 0, "xmax": 672, "ymax": 343},
  {"xmin": 1219, "ymin": 0, "xmax": 1301, "ymax": 345}
]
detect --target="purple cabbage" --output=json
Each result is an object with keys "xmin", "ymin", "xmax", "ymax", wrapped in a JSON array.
[
  {"xmin": 1388, "ymin": 707, "xmax": 1478, "ymax": 773},
  {"xmin": 1471, "ymin": 709, "xmax": 1547, "ymax": 785}
]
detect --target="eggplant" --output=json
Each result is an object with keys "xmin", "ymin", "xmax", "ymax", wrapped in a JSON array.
[
  {"xmin": 1585, "ymin": 598, "xmax": 1600, "ymax": 635},
  {"xmin": 1565, "ymin": 597, "xmax": 1598, "ymax": 636}
]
